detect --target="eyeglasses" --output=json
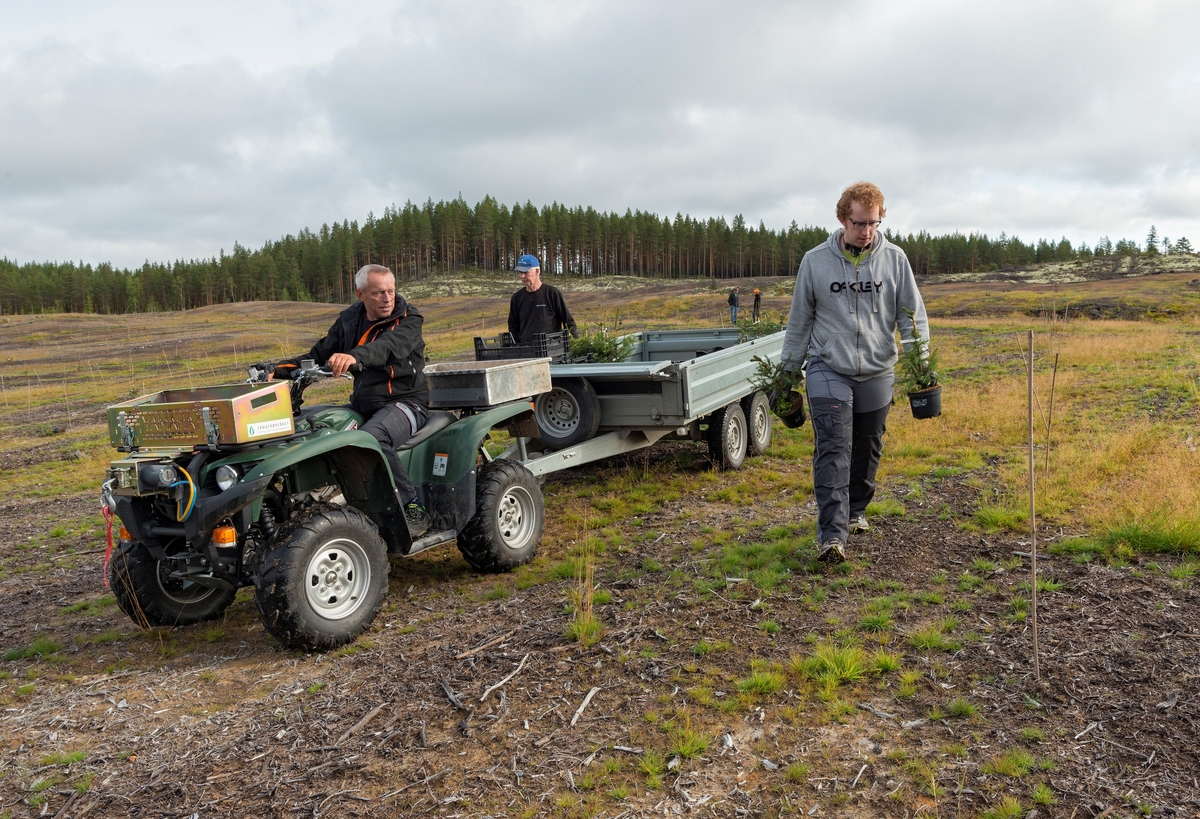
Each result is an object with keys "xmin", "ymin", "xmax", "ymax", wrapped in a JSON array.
[{"xmin": 848, "ymin": 219, "xmax": 883, "ymax": 229}]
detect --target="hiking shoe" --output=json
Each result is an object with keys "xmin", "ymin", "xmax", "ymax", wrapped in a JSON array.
[
  {"xmin": 816, "ymin": 539, "xmax": 847, "ymax": 564},
  {"xmin": 849, "ymin": 514, "xmax": 870, "ymax": 534},
  {"xmin": 404, "ymin": 501, "xmax": 431, "ymax": 538}
]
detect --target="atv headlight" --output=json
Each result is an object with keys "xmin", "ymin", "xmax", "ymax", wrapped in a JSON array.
[{"xmin": 215, "ymin": 464, "xmax": 240, "ymax": 492}]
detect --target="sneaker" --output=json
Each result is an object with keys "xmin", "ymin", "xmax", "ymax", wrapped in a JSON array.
[
  {"xmin": 849, "ymin": 514, "xmax": 870, "ymax": 534},
  {"xmin": 816, "ymin": 539, "xmax": 847, "ymax": 564},
  {"xmin": 404, "ymin": 501, "xmax": 431, "ymax": 538}
]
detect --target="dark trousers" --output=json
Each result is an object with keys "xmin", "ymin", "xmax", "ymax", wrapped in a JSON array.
[
  {"xmin": 361, "ymin": 401, "xmax": 427, "ymax": 503},
  {"xmin": 805, "ymin": 359, "xmax": 892, "ymax": 545}
]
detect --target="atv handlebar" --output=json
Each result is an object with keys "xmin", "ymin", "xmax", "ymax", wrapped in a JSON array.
[{"xmin": 247, "ymin": 360, "xmax": 360, "ymax": 383}]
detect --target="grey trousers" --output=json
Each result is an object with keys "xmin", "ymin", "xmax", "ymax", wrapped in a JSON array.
[
  {"xmin": 361, "ymin": 401, "xmax": 427, "ymax": 503},
  {"xmin": 805, "ymin": 358, "xmax": 892, "ymax": 545}
]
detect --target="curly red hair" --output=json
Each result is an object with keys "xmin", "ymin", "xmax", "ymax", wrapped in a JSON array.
[{"xmin": 836, "ymin": 182, "xmax": 887, "ymax": 221}]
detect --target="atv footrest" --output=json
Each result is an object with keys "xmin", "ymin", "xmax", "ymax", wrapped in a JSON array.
[
  {"xmin": 405, "ymin": 529, "xmax": 457, "ymax": 556},
  {"xmin": 166, "ymin": 569, "xmax": 237, "ymax": 591}
]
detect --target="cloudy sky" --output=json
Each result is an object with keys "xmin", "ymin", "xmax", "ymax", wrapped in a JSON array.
[{"xmin": 2, "ymin": 0, "xmax": 1198, "ymax": 268}]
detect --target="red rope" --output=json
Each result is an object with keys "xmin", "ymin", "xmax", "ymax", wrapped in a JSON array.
[{"xmin": 102, "ymin": 503, "xmax": 115, "ymax": 588}]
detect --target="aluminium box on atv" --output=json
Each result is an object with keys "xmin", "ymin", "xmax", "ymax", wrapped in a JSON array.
[{"xmin": 101, "ymin": 359, "xmax": 550, "ymax": 652}]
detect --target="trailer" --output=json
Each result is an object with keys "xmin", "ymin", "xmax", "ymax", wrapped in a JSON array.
[{"xmin": 469, "ymin": 327, "xmax": 786, "ymax": 476}]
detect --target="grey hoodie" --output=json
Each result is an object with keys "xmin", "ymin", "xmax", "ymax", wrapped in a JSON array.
[{"xmin": 781, "ymin": 229, "xmax": 929, "ymax": 380}]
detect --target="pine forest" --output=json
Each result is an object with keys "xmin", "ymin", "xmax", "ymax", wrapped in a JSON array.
[{"xmin": 0, "ymin": 195, "xmax": 1186, "ymax": 315}]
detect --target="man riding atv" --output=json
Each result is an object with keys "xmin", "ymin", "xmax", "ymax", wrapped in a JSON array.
[{"xmin": 263, "ymin": 264, "xmax": 431, "ymax": 537}]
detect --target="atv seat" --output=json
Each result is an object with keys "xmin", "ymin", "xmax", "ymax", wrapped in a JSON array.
[{"xmin": 397, "ymin": 410, "xmax": 457, "ymax": 451}]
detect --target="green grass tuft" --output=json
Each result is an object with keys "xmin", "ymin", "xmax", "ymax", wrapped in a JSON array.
[
  {"xmin": 736, "ymin": 669, "xmax": 785, "ymax": 696},
  {"xmin": 792, "ymin": 641, "xmax": 868, "ymax": 687},
  {"xmin": 1099, "ymin": 517, "xmax": 1200, "ymax": 554},
  {"xmin": 983, "ymin": 747, "xmax": 1036, "ymax": 777},
  {"xmin": 865, "ymin": 498, "xmax": 906, "ymax": 518},
  {"xmin": 4, "ymin": 638, "xmax": 63, "ymax": 660},
  {"xmin": 871, "ymin": 650, "xmax": 902, "ymax": 673},
  {"xmin": 668, "ymin": 723, "xmax": 709, "ymax": 760},
  {"xmin": 858, "ymin": 612, "xmax": 893, "ymax": 633},
  {"xmin": 972, "ymin": 505, "xmax": 1028, "ymax": 532},
  {"xmin": 945, "ymin": 696, "xmax": 979, "ymax": 718},
  {"xmin": 907, "ymin": 624, "xmax": 960, "ymax": 653},
  {"xmin": 1031, "ymin": 782, "xmax": 1056, "ymax": 805},
  {"xmin": 981, "ymin": 796, "xmax": 1025, "ymax": 819},
  {"xmin": 783, "ymin": 762, "xmax": 810, "ymax": 783},
  {"xmin": 41, "ymin": 750, "xmax": 86, "ymax": 766}
]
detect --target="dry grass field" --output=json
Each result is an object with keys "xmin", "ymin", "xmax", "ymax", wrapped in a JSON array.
[{"xmin": 0, "ymin": 269, "xmax": 1199, "ymax": 817}]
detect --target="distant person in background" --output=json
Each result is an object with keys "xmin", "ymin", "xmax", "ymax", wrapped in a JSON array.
[
  {"xmin": 780, "ymin": 181, "xmax": 929, "ymax": 564},
  {"xmin": 728, "ymin": 287, "xmax": 740, "ymax": 324},
  {"xmin": 752, "ymin": 288, "xmax": 762, "ymax": 322},
  {"xmin": 508, "ymin": 254, "xmax": 579, "ymax": 344}
]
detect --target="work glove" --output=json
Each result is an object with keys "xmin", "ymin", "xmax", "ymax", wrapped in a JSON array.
[{"xmin": 248, "ymin": 362, "xmax": 277, "ymax": 382}]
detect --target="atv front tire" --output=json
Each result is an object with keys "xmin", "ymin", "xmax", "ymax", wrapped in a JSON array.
[
  {"xmin": 108, "ymin": 540, "xmax": 236, "ymax": 628},
  {"xmin": 254, "ymin": 505, "xmax": 389, "ymax": 652},
  {"xmin": 458, "ymin": 459, "xmax": 544, "ymax": 573}
]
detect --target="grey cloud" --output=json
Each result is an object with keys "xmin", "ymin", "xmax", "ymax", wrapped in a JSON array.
[{"xmin": 1, "ymin": 0, "xmax": 1199, "ymax": 267}]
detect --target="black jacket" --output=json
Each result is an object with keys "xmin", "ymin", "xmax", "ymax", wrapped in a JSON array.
[
  {"xmin": 507, "ymin": 284, "xmax": 578, "ymax": 343},
  {"xmin": 277, "ymin": 298, "xmax": 428, "ymax": 416}
]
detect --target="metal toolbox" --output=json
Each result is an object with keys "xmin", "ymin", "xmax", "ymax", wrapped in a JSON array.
[
  {"xmin": 424, "ymin": 359, "xmax": 552, "ymax": 409},
  {"xmin": 107, "ymin": 381, "xmax": 294, "ymax": 449}
]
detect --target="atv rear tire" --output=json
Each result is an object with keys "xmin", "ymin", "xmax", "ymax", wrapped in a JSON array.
[
  {"xmin": 741, "ymin": 391, "xmax": 773, "ymax": 456},
  {"xmin": 534, "ymin": 378, "xmax": 601, "ymax": 449},
  {"xmin": 458, "ymin": 459, "xmax": 544, "ymax": 573},
  {"xmin": 108, "ymin": 540, "xmax": 236, "ymax": 628},
  {"xmin": 707, "ymin": 402, "xmax": 748, "ymax": 470},
  {"xmin": 254, "ymin": 505, "xmax": 389, "ymax": 652}
]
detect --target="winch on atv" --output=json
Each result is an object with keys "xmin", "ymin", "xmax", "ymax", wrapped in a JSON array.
[{"xmin": 101, "ymin": 358, "xmax": 551, "ymax": 651}]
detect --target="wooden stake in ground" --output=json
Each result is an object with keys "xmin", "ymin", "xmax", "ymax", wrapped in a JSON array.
[{"xmin": 1026, "ymin": 330, "xmax": 1040, "ymax": 681}]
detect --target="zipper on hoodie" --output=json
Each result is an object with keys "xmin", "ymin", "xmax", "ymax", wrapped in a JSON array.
[{"xmin": 855, "ymin": 262, "xmax": 862, "ymax": 377}]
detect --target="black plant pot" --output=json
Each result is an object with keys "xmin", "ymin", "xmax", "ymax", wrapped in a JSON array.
[
  {"xmin": 908, "ymin": 385, "xmax": 942, "ymax": 419},
  {"xmin": 775, "ymin": 391, "xmax": 807, "ymax": 428}
]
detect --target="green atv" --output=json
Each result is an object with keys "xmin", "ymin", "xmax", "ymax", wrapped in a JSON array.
[{"xmin": 101, "ymin": 360, "xmax": 545, "ymax": 652}]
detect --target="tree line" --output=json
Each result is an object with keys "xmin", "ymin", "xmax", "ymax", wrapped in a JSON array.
[{"xmin": 0, "ymin": 196, "xmax": 1190, "ymax": 315}]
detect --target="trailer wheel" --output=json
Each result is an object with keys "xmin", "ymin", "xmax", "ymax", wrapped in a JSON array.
[
  {"xmin": 741, "ymin": 391, "xmax": 773, "ymax": 456},
  {"xmin": 458, "ymin": 459, "xmax": 544, "ymax": 573},
  {"xmin": 707, "ymin": 402, "xmax": 748, "ymax": 469},
  {"xmin": 254, "ymin": 505, "xmax": 389, "ymax": 652},
  {"xmin": 108, "ymin": 540, "xmax": 236, "ymax": 628},
  {"xmin": 534, "ymin": 378, "xmax": 601, "ymax": 449}
]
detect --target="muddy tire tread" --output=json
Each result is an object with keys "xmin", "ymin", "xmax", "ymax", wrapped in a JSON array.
[{"xmin": 253, "ymin": 504, "xmax": 388, "ymax": 652}]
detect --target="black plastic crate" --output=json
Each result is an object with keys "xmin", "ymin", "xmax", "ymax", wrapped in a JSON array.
[{"xmin": 474, "ymin": 330, "xmax": 571, "ymax": 364}]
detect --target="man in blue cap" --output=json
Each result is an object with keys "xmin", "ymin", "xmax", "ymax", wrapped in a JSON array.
[{"xmin": 507, "ymin": 254, "xmax": 579, "ymax": 344}]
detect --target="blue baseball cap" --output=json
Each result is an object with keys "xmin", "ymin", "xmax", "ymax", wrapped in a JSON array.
[{"xmin": 514, "ymin": 254, "xmax": 540, "ymax": 272}]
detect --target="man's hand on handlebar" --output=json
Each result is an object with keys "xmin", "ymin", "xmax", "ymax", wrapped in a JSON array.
[
  {"xmin": 327, "ymin": 353, "xmax": 359, "ymax": 378},
  {"xmin": 248, "ymin": 362, "xmax": 277, "ymax": 383}
]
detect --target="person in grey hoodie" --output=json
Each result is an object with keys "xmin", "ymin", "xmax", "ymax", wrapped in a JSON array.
[{"xmin": 780, "ymin": 182, "xmax": 929, "ymax": 563}]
